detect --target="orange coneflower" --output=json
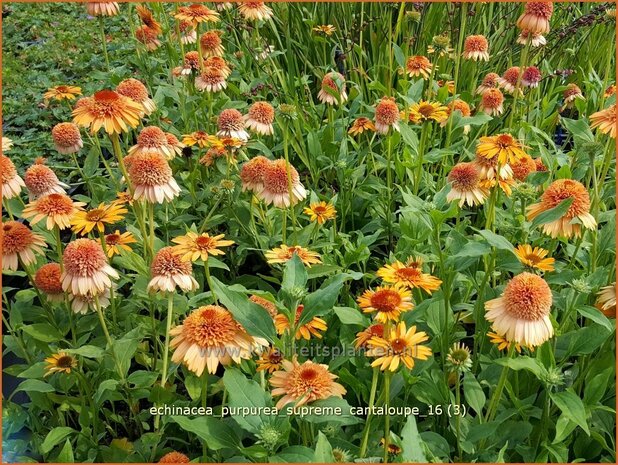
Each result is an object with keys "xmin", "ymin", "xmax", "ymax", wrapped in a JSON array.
[
  {"xmin": 22, "ymin": 193, "xmax": 85, "ymax": 230},
  {"xmin": 488, "ymin": 331, "xmax": 523, "ymax": 353},
  {"xmin": 69, "ymin": 287, "xmax": 111, "ymax": 314},
  {"xmin": 476, "ymin": 72, "xmax": 500, "ymax": 95},
  {"xmin": 240, "ymin": 155, "xmax": 271, "ymax": 192},
  {"xmin": 498, "ymin": 66, "xmax": 523, "ymax": 95},
  {"xmin": 73, "ymin": 90, "xmax": 142, "ymax": 135},
  {"xmin": 44, "ymin": 85, "xmax": 82, "ymax": 104},
  {"xmin": 148, "ymin": 247, "xmax": 199, "ymax": 293},
  {"xmin": 274, "ymin": 305, "xmax": 328, "ymax": 340},
  {"xmin": 70, "ymin": 202, "xmax": 127, "ymax": 236},
  {"xmin": 136, "ymin": 5, "xmax": 162, "ymax": 34},
  {"xmin": 182, "ymin": 131, "xmax": 211, "ymax": 148},
  {"xmin": 522, "ymin": 66, "xmax": 542, "ymax": 88},
  {"xmin": 24, "ymin": 159, "xmax": 69, "ymax": 200},
  {"xmin": 195, "ymin": 66, "xmax": 228, "ymax": 92},
  {"xmin": 443, "ymin": 99, "xmax": 472, "ymax": 132},
  {"xmin": 485, "ymin": 272, "xmax": 553, "ymax": 347},
  {"xmin": 317, "ymin": 72, "xmax": 348, "ymax": 106},
  {"xmin": 165, "ymin": 133, "xmax": 186, "ymax": 158},
  {"xmin": 61, "ymin": 238, "xmax": 118, "ymax": 296},
  {"xmin": 128, "ymin": 126, "xmax": 176, "ymax": 159},
  {"xmin": 476, "ymin": 134, "xmax": 527, "ymax": 166},
  {"xmin": 304, "ymin": 201, "xmax": 336, "ymax": 224},
  {"xmin": 348, "ymin": 117, "xmax": 376, "ymax": 136},
  {"xmin": 354, "ymin": 324, "xmax": 384, "ymax": 349},
  {"xmin": 517, "ymin": 1, "xmax": 553, "ymax": 34},
  {"xmin": 0, "ymin": 155, "xmax": 25, "ymax": 199},
  {"xmin": 158, "ymin": 452, "xmax": 190, "ymax": 464},
  {"xmin": 446, "ymin": 162, "xmax": 489, "ymax": 207},
  {"xmin": 527, "ymin": 179, "xmax": 597, "ymax": 238},
  {"xmin": 200, "ymin": 30, "xmax": 225, "ymax": 57},
  {"xmin": 204, "ymin": 56, "xmax": 231, "ymax": 78},
  {"xmin": 590, "ymin": 104, "xmax": 616, "ymax": 138},
  {"xmin": 366, "ymin": 322, "xmax": 432, "ymax": 372},
  {"xmin": 437, "ymin": 80, "xmax": 455, "ymax": 95},
  {"xmin": 116, "ymin": 78, "xmax": 156, "ymax": 116},
  {"xmin": 258, "ymin": 159, "xmax": 307, "ymax": 207},
  {"xmin": 562, "ymin": 83, "xmax": 584, "ymax": 108},
  {"xmin": 182, "ymin": 51, "xmax": 201, "ymax": 75},
  {"xmin": 238, "ymin": 2, "xmax": 273, "ymax": 21},
  {"xmin": 514, "ymin": 245, "xmax": 555, "ymax": 272},
  {"xmin": 176, "ymin": 20, "xmax": 197, "ymax": 45},
  {"xmin": 104, "ymin": 230, "xmax": 136, "ymax": 257},
  {"xmin": 217, "ymin": 109, "xmax": 249, "ymax": 142},
  {"xmin": 404, "ymin": 55, "xmax": 432, "ymax": 79},
  {"xmin": 256, "ymin": 347, "xmax": 284, "ymax": 373},
  {"xmin": 357, "ymin": 285, "xmax": 413, "ymax": 323},
  {"xmin": 265, "ymin": 245, "xmax": 321, "ymax": 267},
  {"xmin": 374, "ymin": 97, "xmax": 400, "ymax": 135},
  {"xmin": 510, "ymin": 155, "xmax": 537, "ymax": 182},
  {"xmin": 245, "ymin": 101, "xmax": 275, "ymax": 136},
  {"xmin": 270, "ymin": 357, "xmax": 346, "ymax": 409},
  {"xmin": 51, "ymin": 122, "xmax": 83, "ymax": 155},
  {"xmin": 479, "ymin": 88, "xmax": 504, "ymax": 116},
  {"xmin": 250, "ymin": 294, "xmax": 278, "ymax": 318},
  {"xmin": 174, "ymin": 4, "xmax": 219, "ymax": 26},
  {"xmin": 604, "ymin": 84, "xmax": 616, "ymax": 98},
  {"xmin": 596, "ymin": 284, "xmax": 616, "ymax": 318},
  {"xmin": 86, "ymin": 1, "xmax": 119, "ymax": 16},
  {"xmin": 34, "ymin": 263, "xmax": 64, "ymax": 302},
  {"xmin": 376, "ymin": 258, "xmax": 442, "ymax": 294},
  {"xmin": 534, "ymin": 157, "xmax": 548, "ymax": 172},
  {"xmin": 404, "ymin": 101, "xmax": 448, "ymax": 125},
  {"xmin": 312, "ymin": 25, "xmax": 336, "ymax": 35},
  {"xmin": 135, "ymin": 25, "xmax": 161, "ymax": 51},
  {"xmin": 170, "ymin": 305, "xmax": 267, "ymax": 375},
  {"xmin": 2, "ymin": 221, "xmax": 47, "ymax": 271},
  {"xmin": 171, "ymin": 232, "xmax": 234, "ymax": 262},
  {"xmin": 44, "ymin": 353, "xmax": 77, "ymax": 376},
  {"xmin": 463, "ymin": 35, "xmax": 489, "ymax": 61},
  {"xmin": 517, "ymin": 30, "xmax": 546, "ymax": 47},
  {"xmin": 380, "ymin": 439, "xmax": 402, "ymax": 456},
  {"xmin": 127, "ymin": 151, "xmax": 181, "ymax": 204}
]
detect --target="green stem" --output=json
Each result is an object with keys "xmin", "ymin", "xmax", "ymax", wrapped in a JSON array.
[
  {"xmin": 98, "ymin": 16, "xmax": 110, "ymax": 71},
  {"xmin": 383, "ymin": 370, "xmax": 392, "ymax": 464},
  {"xmin": 155, "ymin": 293, "xmax": 175, "ymax": 430},
  {"xmin": 359, "ymin": 367, "xmax": 380, "ymax": 458},
  {"xmin": 204, "ymin": 258, "xmax": 217, "ymax": 303}
]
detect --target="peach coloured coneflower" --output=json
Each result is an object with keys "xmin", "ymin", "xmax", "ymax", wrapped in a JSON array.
[
  {"xmin": 476, "ymin": 134, "xmax": 527, "ymax": 166},
  {"xmin": 473, "ymin": 150, "xmax": 514, "ymax": 182},
  {"xmin": 405, "ymin": 101, "xmax": 448, "ymax": 125},
  {"xmin": 526, "ymin": 179, "xmax": 597, "ymax": 238},
  {"xmin": 86, "ymin": 1, "xmax": 119, "ymax": 16},
  {"xmin": 374, "ymin": 97, "xmax": 400, "ymax": 135},
  {"xmin": 488, "ymin": 331, "xmax": 523, "ymax": 353},
  {"xmin": 357, "ymin": 285, "xmax": 413, "ymax": 323},
  {"xmin": 2, "ymin": 136, "xmax": 13, "ymax": 152},
  {"xmin": 238, "ymin": 2, "xmax": 273, "ymax": 21},
  {"xmin": 259, "ymin": 159, "xmax": 307, "ymax": 207},
  {"xmin": 73, "ymin": 90, "xmax": 142, "ymax": 135},
  {"xmin": 317, "ymin": 72, "xmax": 348, "ymax": 106},
  {"xmin": 44, "ymin": 352, "xmax": 77, "ymax": 376},
  {"xmin": 354, "ymin": 324, "xmax": 384, "ymax": 349},
  {"xmin": 181, "ymin": 51, "xmax": 201, "ymax": 75},
  {"xmin": 182, "ymin": 131, "xmax": 211, "ymax": 148},
  {"xmin": 136, "ymin": 4, "xmax": 162, "ymax": 34},
  {"xmin": 104, "ymin": 230, "xmax": 136, "ymax": 257},
  {"xmin": 204, "ymin": 56, "xmax": 231, "ymax": 78},
  {"xmin": 61, "ymin": 238, "xmax": 118, "ymax": 296},
  {"xmin": 245, "ymin": 101, "xmax": 275, "ymax": 136},
  {"xmin": 404, "ymin": 55, "xmax": 432, "ymax": 79},
  {"xmin": 517, "ymin": 30, "xmax": 546, "ymax": 47},
  {"xmin": 590, "ymin": 104, "xmax": 616, "ymax": 138},
  {"xmin": 270, "ymin": 357, "xmax": 346, "ymax": 409},
  {"xmin": 376, "ymin": 259, "xmax": 442, "ymax": 294},
  {"xmin": 70, "ymin": 202, "xmax": 127, "ymax": 235},
  {"xmin": 250, "ymin": 294, "xmax": 278, "ymax": 318},
  {"xmin": 265, "ymin": 245, "xmax": 321, "ymax": 267},
  {"xmin": 446, "ymin": 162, "xmax": 489, "ymax": 207},
  {"xmin": 240, "ymin": 155, "xmax": 271, "ymax": 192},
  {"xmin": 22, "ymin": 193, "xmax": 85, "ymax": 230},
  {"xmin": 463, "ymin": 35, "xmax": 490, "ymax": 61},
  {"xmin": 256, "ymin": 347, "xmax": 284, "ymax": 373},
  {"xmin": 170, "ymin": 305, "xmax": 267, "ymax": 375},
  {"xmin": 274, "ymin": 304, "xmax": 328, "ymax": 340},
  {"xmin": 199, "ymin": 146, "xmax": 226, "ymax": 167},
  {"xmin": 437, "ymin": 79, "xmax": 455, "ymax": 95},
  {"xmin": 35, "ymin": 263, "xmax": 64, "ymax": 302},
  {"xmin": 596, "ymin": 284, "xmax": 616, "ymax": 318},
  {"xmin": 1, "ymin": 221, "xmax": 47, "ymax": 271},
  {"xmin": 43, "ymin": 85, "xmax": 82, "ymax": 103},
  {"xmin": 517, "ymin": 1, "xmax": 553, "ymax": 34},
  {"xmin": 304, "ymin": 201, "xmax": 336, "ymax": 224},
  {"xmin": 562, "ymin": 83, "xmax": 584, "ymax": 108},
  {"xmin": 522, "ymin": 66, "xmax": 542, "ymax": 88},
  {"xmin": 348, "ymin": 117, "xmax": 376, "ymax": 136},
  {"xmin": 498, "ymin": 66, "xmax": 523, "ymax": 95},
  {"xmin": 158, "ymin": 452, "xmax": 190, "ymax": 464},
  {"xmin": 127, "ymin": 151, "xmax": 181, "ymax": 203},
  {"xmin": 174, "ymin": 4, "xmax": 220, "ymax": 26},
  {"xmin": 447, "ymin": 99, "xmax": 471, "ymax": 118},
  {"xmin": 217, "ymin": 109, "xmax": 249, "ymax": 142},
  {"xmin": 0, "ymin": 154, "xmax": 26, "ymax": 199},
  {"xmin": 514, "ymin": 245, "xmax": 555, "ymax": 272},
  {"xmin": 510, "ymin": 155, "xmax": 537, "ymax": 181},
  {"xmin": 479, "ymin": 88, "xmax": 504, "ymax": 116},
  {"xmin": 195, "ymin": 66, "xmax": 228, "ymax": 92},
  {"xmin": 367, "ymin": 322, "xmax": 431, "ymax": 372},
  {"xmin": 165, "ymin": 133, "xmax": 185, "ymax": 158},
  {"xmin": 485, "ymin": 272, "xmax": 553, "ymax": 347},
  {"xmin": 200, "ymin": 30, "xmax": 224, "ymax": 57},
  {"xmin": 116, "ymin": 78, "xmax": 157, "ymax": 116},
  {"xmin": 51, "ymin": 122, "xmax": 83, "ymax": 155},
  {"xmin": 476, "ymin": 72, "xmax": 500, "ymax": 95},
  {"xmin": 24, "ymin": 159, "xmax": 69, "ymax": 200},
  {"xmin": 171, "ymin": 232, "xmax": 234, "ymax": 262},
  {"xmin": 69, "ymin": 287, "xmax": 111, "ymax": 314},
  {"xmin": 177, "ymin": 20, "xmax": 197, "ymax": 45},
  {"xmin": 128, "ymin": 126, "xmax": 175, "ymax": 159},
  {"xmin": 534, "ymin": 157, "xmax": 548, "ymax": 172},
  {"xmin": 135, "ymin": 25, "xmax": 161, "ymax": 51},
  {"xmin": 148, "ymin": 247, "xmax": 199, "ymax": 293}
]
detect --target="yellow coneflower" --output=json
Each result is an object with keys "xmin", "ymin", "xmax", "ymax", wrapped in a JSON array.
[
  {"xmin": 516, "ymin": 1, "xmax": 553, "ymax": 34},
  {"xmin": 44, "ymin": 352, "xmax": 77, "ymax": 376},
  {"xmin": 270, "ymin": 357, "xmax": 346, "ymax": 409},
  {"xmin": 348, "ymin": 117, "xmax": 376, "ymax": 136},
  {"xmin": 148, "ymin": 247, "xmax": 199, "ymax": 293},
  {"xmin": 258, "ymin": 159, "xmax": 307, "ymax": 208},
  {"xmin": 71, "ymin": 202, "xmax": 127, "ymax": 236},
  {"xmin": 312, "ymin": 25, "xmax": 336, "ymax": 35},
  {"xmin": 158, "ymin": 452, "xmax": 190, "ymax": 463},
  {"xmin": 596, "ymin": 284, "xmax": 616, "ymax": 318},
  {"xmin": 405, "ymin": 55, "xmax": 432, "ymax": 79},
  {"xmin": 446, "ymin": 162, "xmax": 489, "ymax": 207},
  {"xmin": 116, "ymin": 78, "xmax": 157, "ymax": 116},
  {"xmin": 104, "ymin": 230, "xmax": 136, "ymax": 257},
  {"xmin": 73, "ymin": 90, "xmax": 143, "ymax": 135},
  {"xmin": 240, "ymin": 156, "xmax": 271, "ymax": 192},
  {"xmin": 238, "ymin": 2, "xmax": 273, "ymax": 21},
  {"xmin": 514, "ymin": 245, "xmax": 555, "ymax": 272},
  {"xmin": 366, "ymin": 321, "xmax": 432, "ymax": 372},
  {"xmin": 357, "ymin": 285, "xmax": 413, "ymax": 323},
  {"xmin": 174, "ymin": 3, "xmax": 219, "ymax": 26},
  {"xmin": 318, "ymin": 72, "xmax": 348, "ymax": 106},
  {"xmin": 2, "ymin": 221, "xmax": 47, "ymax": 271},
  {"xmin": 245, "ymin": 101, "xmax": 275, "ymax": 136},
  {"xmin": 34, "ymin": 263, "xmax": 64, "ymax": 302},
  {"xmin": 476, "ymin": 72, "xmax": 500, "ymax": 95},
  {"xmin": 61, "ymin": 238, "xmax": 118, "ymax": 296},
  {"xmin": 24, "ymin": 158, "xmax": 69, "ymax": 200},
  {"xmin": 354, "ymin": 323, "xmax": 384, "ymax": 349},
  {"xmin": 590, "ymin": 104, "xmax": 616, "ymax": 138},
  {"xmin": 0, "ymin": 154, "xmax": 25, "ymax": 199},
  {"xmin": 127, "ymin": 151, "xmax": 181, "ymax": 204},
  {"xmin": 200, "ymin": 30, "xmax": 225, "ymax": 57},
  {"xmin": 274, "ymin": 305, "xmax": 327, "ymax": 340},
  {"xmin": 487, "ymin": 331, "xmax": 523, "ymax": 353},
  {"xmin": 404, "ymin": 101, "xmax": 448, "ymax": 125},
  {"xmin": 265, "ymin": 245, "xmax": 321, "ymax": 267},
  {"xmin": 476, "ymin": 134, "xmax": 527, "ymax": 166},
  {"xmin": 22, "ymin": 193, "xmax": 86, "ymax": 230},
  {"xmin": 304, "ymin": 201, "xmax": 336, "ymax": 224},
  {"xmin": 485, "ymin": 272, "xmax": 553, "ymax": 348},
  {"xmin": 376, "ymin": 259, "xmax": 442, "ymax": 294},
  {"xmin": 182, "ymin": 131, "xmax": 211, "ymax": 148},
  {"xmin": 52, "ymin": 122, "xmax": 83, "ymax": 155},
  {"xmin": 463, "ymin": 35, "xmax": 490, "ymax": 61},
  {"xmin": 44, "ymin": 85, "xmax": 82, "ymax": 103},
  {"xmin": 86, "ymin": 1, "xmax": 119, "ymax": 17},
  {"xmin": 171, "ymin": 232, "xmax": 234, "ymax": 262},
  {"xmin": 374, "ymin": 97, "xmax": 400, "ymax": 135}
]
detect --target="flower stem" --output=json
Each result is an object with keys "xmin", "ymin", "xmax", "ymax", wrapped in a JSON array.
[
  {"xmin": 98, "ymin": 16, "xmax": 110, "ymax": 71},
  {"xmin": 204, "ymin": 258, "xmax": 217, "ymax": 303},
  {"xmin": 359, "ymin": 367, "xmax": 379, "ymax": 458},
  {"xmin": 155, "ymin": 292, "xmax": 175, "ymax": 430},
  {"xmin": 382, "ymin": 370, "xmax": 392, "ymax": 464}
]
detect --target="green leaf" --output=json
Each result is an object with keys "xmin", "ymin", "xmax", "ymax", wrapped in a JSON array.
[
  {"xmin": 298, "ymin": 274, "xmax": 350, "ymax": 326},
  {"xmin": 296, "ymin": 397, "xmax": 361, "ymax": 425},
  {"xmin": 270, "ymin": 446, "xmax": 315, "ymax": 463},
  {"xmin": 494, "ymin": 356, "xmax": 547, "ymax": 380},
  {"xmin": 95, "ymin": 379, "xmax": 119, "ymax": 405},
  {"xmin": 478, "ymin": 230, "xmax": 514, "ymax": 251},
  {"xmin": 211, "ymin": 276, "xmax": 275, "ymax": 342},
  {"xmin": 41, "ymin": 427, "xmax": 74, "ymax": 455},
  {"xmin": 170, "ymin": 416, "xmax": 241, "ymax": 450},
  {"xmin": 222, "ymin": 368, "xmax": 273, "ymax": 434},
  {"xmin": 21, "ymin": 324, "xmax": 64, "ymax": 343},
  {"xmin": 530, "ymin": 197, "xmax": 574, "ymax": 229},
  {"xmin": 55, "ymin": 439, "xmax": 75, "ymax": 463},
  {"xmin": 463, "ymin": 372, "xmax": 486, "ymax": 416},
  {"xmin": 65, "ymin": 345, "xmax": 104, "ymax": 359},
  {"xmin": 392, "ymin": 43, "xmax": 405, "ymax": 69},
  {"xmin": 458, "ymin": 113, "xmax": 492, "ymax": 128},
  {"xmin": 14, "ymin": 379, "xmax": 55, "ymax": 394},
  {"xmin": 576, "ymin": 305, "xmax": 614, "ymax": 332},
  {"xmin": 401, "ymin": 415, "xmax": 427, "ymax": 462},
  {"xmin": 313, "ymin": 432, "xmax": 335, "ymax": 463},
  {"xmin": 550, "ymin": 389, "xmax": 590, "ymax": 435},
  {"xmin": 333, "ymin": 306, "xmax": 368, "ymax": 326},
  {"xmin": 281, "ymin": 254, "xmax": 308, "ymax": 292},
  {"xmin": 83, "ymin": 146, "xmax": 99, "ymax": 177}
]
